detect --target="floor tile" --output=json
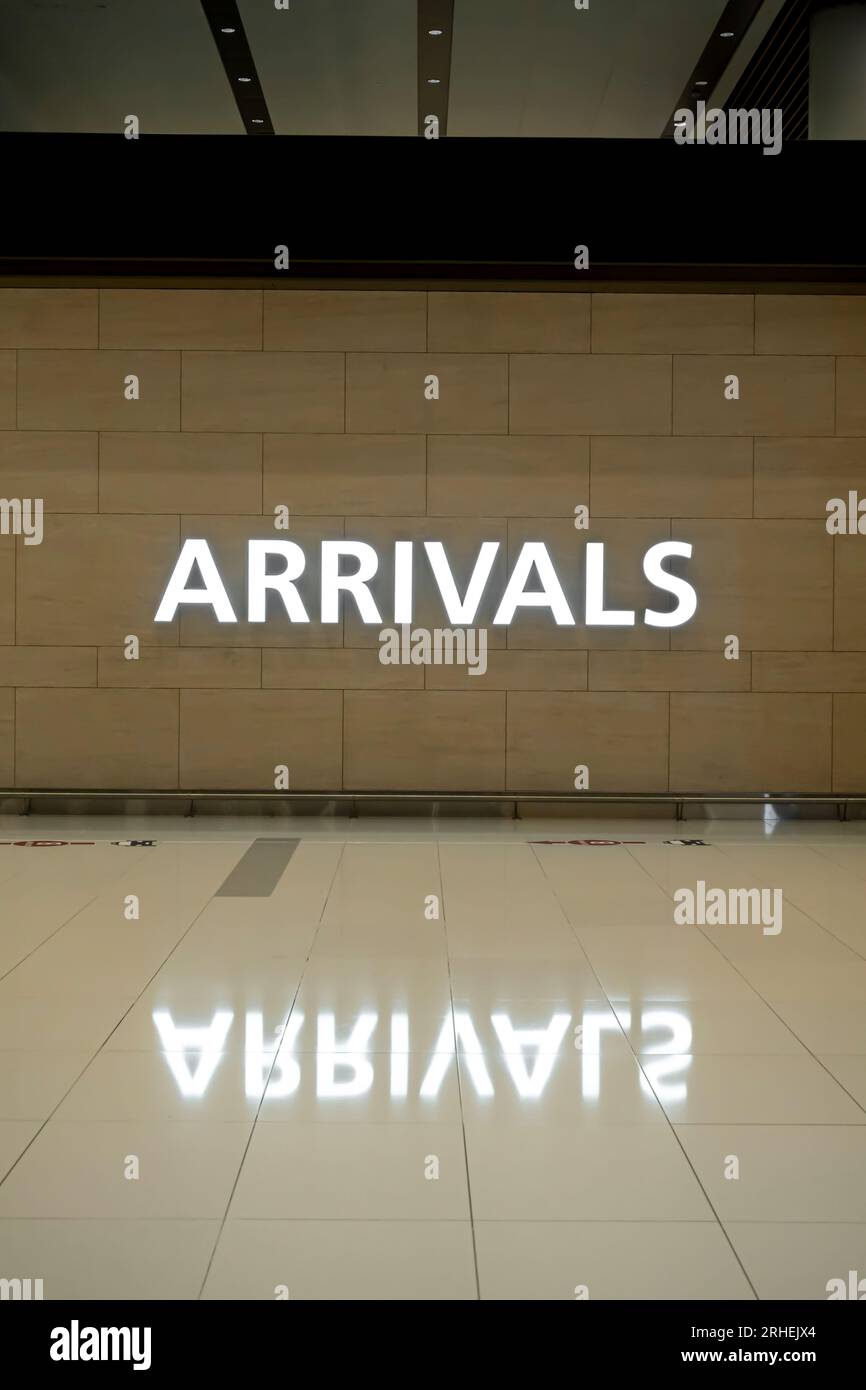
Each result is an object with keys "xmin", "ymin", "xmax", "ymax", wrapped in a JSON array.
[
  {"xmin": 817, "ymin": 1056, "xmax": 866, "ymax": 1110},
  {"xmin": 534, "ymin": 844, "xmax": 674, "ymax": 927},
  {"xmin": 613, "ymin": 997, "xmax": 807, "ymax": 1055},
  {"xmin": 229, "ymin": 1121, "xmax": 470, "ymax": 1220},
  {"xmin": 101, "ymin": 973, "xmax": 305, "ymax": 1052},
  {"xmin": 0, "ymin": 1121, "xmax": 252, "ymax": 1218},
  {"xmin": 465, "ymin": 1124, "xmax": 714, "ymax": 1221},
  {"xmin": 645, "ymin": 1055, "xmax": 866, "ymax": 1125},
  {"xmin": 725, "ymin": 1222, "xmax": 866, "ymax": 1300},
  {"xmin": 475, "ymin": 1221, "xmax": 754, "ymax": 1300},
  {"xmin": 440, "ymin": 842, "xmax": 583, "ymax": 957},
  {"xmin": 674, "ymin": 1125, "xmax": 866, "ymax": 1221},
  {"xmin": 459, "ymin": 1051, "xmax": 667, "ymax": 1124},
  {"xmin": 577, "ymin": 925, "xmax": 757, "ymax": 1001},
  {"xmin": 0, "ymin": 1051, "xmax": 91, "ymax": 1121},
  {"xmin": 0, "ymin": 995, "xmax": 131, "ymax": 1052},
  {"xmin": 319, "ymin": 842, "xmax": 442, "ymax": 928},
  {"xmin": 202, "ymin": 1219, "xmax": 477, "ymax": 1300},
  {"xmin": 0, "ymin": 1121, "xmax": 39, "ymax": 1182},
  {"xmin": 0, "ymin": 1218, "xmax": 219, "ymax": 1299},
  {"xmin": 0, "ymin": 924, "xmax": 184, "ymax": 999},
  {"xmin": 53, "ymin": 1051, "xmax": 265, "ymax": 1122},
  {"xmin": 769, "ymin": 1001, "xmax": 866, "ymax": 1054}
]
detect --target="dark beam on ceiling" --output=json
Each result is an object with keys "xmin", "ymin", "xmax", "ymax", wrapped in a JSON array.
[
  {"xmin": 662, "ymin": 0, "xmax": 767, "ymax": 137},
  {"xmin": 200, "ymin": 0, "xmax": 274, "ymax": 135},
  {"xmin": 418, "ymin": 0, "xmax": 455, "ymax": 136}
]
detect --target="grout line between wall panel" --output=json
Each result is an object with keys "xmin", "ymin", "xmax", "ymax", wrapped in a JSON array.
[
  {"xmin": 667, "ymin": 686, "xmax": 675, "ymax": 789},
  {"xmin": 669, "ymin": 353, "xmax": 674, "ymax": 434}
]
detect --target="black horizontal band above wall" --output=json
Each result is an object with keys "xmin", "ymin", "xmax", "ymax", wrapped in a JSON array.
[{"xmin": 1, "ymin": 133, "xmax": 864, "ymax": 277}]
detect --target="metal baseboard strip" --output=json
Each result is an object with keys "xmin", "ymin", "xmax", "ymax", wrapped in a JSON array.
[{"xmin": 1, "ymin": 789, "xmax": 864, "ymax": 805}]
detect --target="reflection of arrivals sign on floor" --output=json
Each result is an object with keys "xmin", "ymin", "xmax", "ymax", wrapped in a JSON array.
[{"xmin": 155, "ymin": 538, "xmax": 698, "ymax": 630}]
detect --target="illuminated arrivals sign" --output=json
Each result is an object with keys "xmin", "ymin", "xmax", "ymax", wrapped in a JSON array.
[{"xmin": 155, "ymin": 538, "xmax": 697, "ymax": 628}]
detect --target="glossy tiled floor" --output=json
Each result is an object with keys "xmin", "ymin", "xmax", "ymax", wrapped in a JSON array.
[{"xmin": 1, "ymin": 814, "xmax": 865, "ymax": 1300}]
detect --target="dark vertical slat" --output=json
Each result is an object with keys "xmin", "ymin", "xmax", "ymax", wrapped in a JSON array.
[{"xmin": 726, "ymin": 0, "xmax": 812, "ymax": 141}]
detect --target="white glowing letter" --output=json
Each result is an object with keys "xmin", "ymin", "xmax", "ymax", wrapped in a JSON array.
[
  {"xmin": 248, "ymin": 540, "xmax": 309, "ymax": 622},
  {"xmin": 642, "ymin": 541, "xmax": 697, "ymax": 628},
  {"xmin": 424, "ymin": 541, "xmax": 499, "ymax": 624},
  {"xmin": 154, "ymin": 539, "xmax": 237, "ymax": 623},
  {"xmin": 320, "ymin": 541, "xmax": 382, "ymax": 623},
  {"xmin": 585, "ymin": 542, "xmax": 635, "ymax": 626},
  {"xmin": 493, "ymin": 542, "xmax": 575, "ymax": 625},
  {"xmin": 394, "ymin": 541, "xmax": 414, "ymax": 624}
]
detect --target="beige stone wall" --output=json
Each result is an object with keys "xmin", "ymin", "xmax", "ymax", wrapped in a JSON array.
[{"xmin": 1, "ymin": 285, "xmax": 865, "ymax": 793}]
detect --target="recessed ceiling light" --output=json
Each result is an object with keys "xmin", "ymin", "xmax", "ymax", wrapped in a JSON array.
[
  {"xmin": 220, "ymin": 27, "xmax": 236, "ymax": 34},
  {"xmin": 720, "ymin": 31, "xmax": 734, "ymax": 38},
  {"xmin": 428, "ymin": 28, "xmax": 443, "ymax": 35},
  {"xmin": 695, "ymin": 80, "xmax": 708, "ymax": 86},
  {"xmin": 251, "ymin": 119, "xmax": 264, "ymax": 124},
  {"xmin": 238, "ymin": 77, "xmax": 252, "ymax": 83},
  {"xmin": 427, "ymin": 78, "xmax": 441, "ymax": 84}
]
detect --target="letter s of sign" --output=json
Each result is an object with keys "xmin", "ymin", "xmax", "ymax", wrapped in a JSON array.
[{"xmin": 642, "ymin": 542, "xmax": 697, "ymax": 627}]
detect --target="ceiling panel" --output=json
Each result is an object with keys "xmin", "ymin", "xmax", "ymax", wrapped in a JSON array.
[
  {"xmin": 0, "ymin": 0, "xmax": 760, "ymax": 140},
  {"xmin": 0, "ymin": 0, "xmax": 242, "ymax": 134},
  {"xmin": 240, "ymin": 0, "xmax": 416, "ymax": 136},
  {"xmin": 448, "ymin": 0, "xmax": 730, "ymax": 137}
]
